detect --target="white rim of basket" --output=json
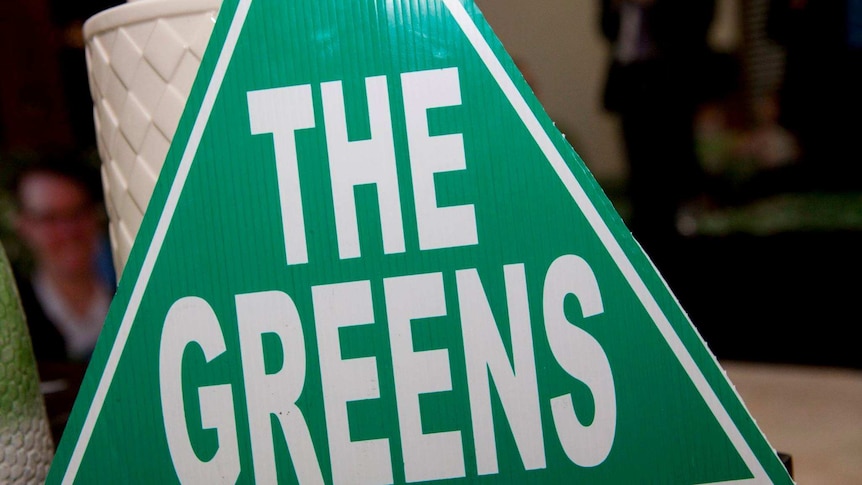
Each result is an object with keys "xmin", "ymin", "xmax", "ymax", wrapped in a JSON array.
[{"xmin": 83, "ymin": 0, "xmax": 222, "ymax": 38}]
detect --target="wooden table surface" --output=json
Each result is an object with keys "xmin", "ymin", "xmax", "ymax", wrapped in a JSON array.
[{"xmin": 722, "ymin": 360, "xmax": 862, "ymax": 485}]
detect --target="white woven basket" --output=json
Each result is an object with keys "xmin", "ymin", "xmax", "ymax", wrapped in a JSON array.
[{"xmin": 83, "ymin": 0, "xmax": 221, "ymax": 278}]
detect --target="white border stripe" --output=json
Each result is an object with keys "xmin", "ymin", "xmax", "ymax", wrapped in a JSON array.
[
  {"xmin": 441, "ymin": 0, "xmax": 770, "ymax": 483},
  {"xmin": 62, "ymin": 0, "xmax": 774, "ymax": 482},
  {"xmin": 61, "ymin": 1, "xmax": 254, "ymax": 482}
]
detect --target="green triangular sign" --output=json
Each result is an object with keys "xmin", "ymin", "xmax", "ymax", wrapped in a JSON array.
[{"xmin": 49, "ymin": 0, "xmax": 794, "ymax": 483}]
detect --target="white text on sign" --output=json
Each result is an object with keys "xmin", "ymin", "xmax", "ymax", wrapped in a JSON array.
[
  {"xmin": 246, "ymin": 67, "xmax": 478, "ymax": 264},
  {"xmin": 160, "ymin": 259, "xmax": 615, "ymax": 483},
  {"xmin": 159, "ymin": 67, "xmax": 616, "ymax": 483}
]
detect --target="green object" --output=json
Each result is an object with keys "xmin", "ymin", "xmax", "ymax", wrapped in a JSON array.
[
  {"xmin": 0, "ymin": 243, "xmax": 54, "ymax": 483},
  {"xmin": 50, "ymin": 0, "xmax": 794, "ymax": 483}
]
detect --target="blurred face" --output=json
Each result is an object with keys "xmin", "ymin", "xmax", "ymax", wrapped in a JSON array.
[{"xmin": 15, "ymin": 171, "xmax": 101, "ymax": 277}]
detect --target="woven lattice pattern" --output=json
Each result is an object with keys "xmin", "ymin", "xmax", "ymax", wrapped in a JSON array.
[
  {"xmin": 0, "ymin": 244, "xmax": 53, "ymax": 484},
  {"xmin": 85, "ymin": 6, "xmax": 217, "ymax": 277}
]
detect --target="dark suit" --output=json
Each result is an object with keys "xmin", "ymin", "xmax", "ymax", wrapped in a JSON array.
[
  {"xmin": 13, "ymin": 268, "xmax": 93, "ymax": 446},
  {"xmin": 599, "ymin": 0, "xmax": 717, "ymax": 266},
  {"xmin": 13, "ymin": 272, "xmax": 70, "ymax": 363}
]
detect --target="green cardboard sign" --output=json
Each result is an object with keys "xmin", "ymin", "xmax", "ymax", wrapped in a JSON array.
[{"xmin": 49, "ymin": 0, "xmax": 793, "ymax": 483}]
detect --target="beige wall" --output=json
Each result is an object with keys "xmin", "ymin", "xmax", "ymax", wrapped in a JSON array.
[
  {"xmin": 475, "ymin": 0, "xmax": 625, "ymax": 185},
  {"xmin": 474, "ymin": 0, "xmax": 742, "ymax": 187}
]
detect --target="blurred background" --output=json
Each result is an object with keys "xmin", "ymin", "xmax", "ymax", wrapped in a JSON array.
[
  {"xmin": 3, "ymin": 0, "xmax": 858, "ymax": 367},
  {"xmin": 0, "ymin": 1, "xmax": 860, "ymax": 481},
  {"xmin": 477, "ymin": 0, "xmax": 862, "ymax": 370}
]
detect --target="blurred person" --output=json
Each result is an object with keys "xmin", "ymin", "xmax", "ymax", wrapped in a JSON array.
[
  {"xmin": 767, "ymin": 0, "xmax": 862, "ymax": 191},
  {"xmin": 9, "ymin": 153, "xmax": 114, "ymax": 365},
  {"xmin": 598, "ymin": 0, "xmax": 726, "ymax": 268}
]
